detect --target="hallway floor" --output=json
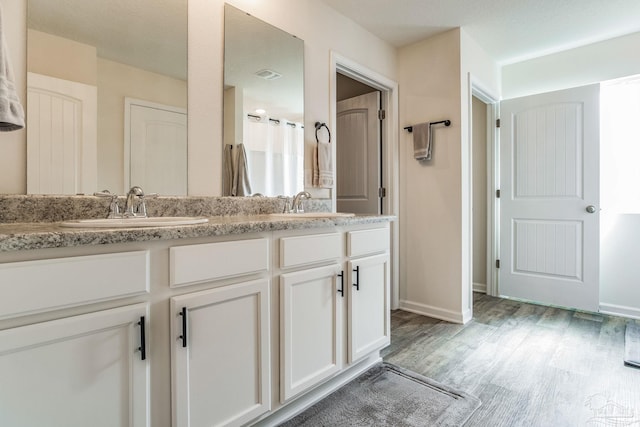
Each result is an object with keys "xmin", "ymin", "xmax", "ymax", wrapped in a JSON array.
[{"xmin": 382, "ymin": 293, "xmax": 640, "ymax": 427}]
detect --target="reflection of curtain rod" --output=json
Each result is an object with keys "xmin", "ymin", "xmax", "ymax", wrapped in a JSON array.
[{"xmin": 247, "ymin": 114, "xmax": 301, "ymax": 128}]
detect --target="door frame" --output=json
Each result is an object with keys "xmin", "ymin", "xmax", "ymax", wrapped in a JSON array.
[
  {"xmin": 330, "ymin": 52, "xmax": 400, "ymax": 309},
  {"xmin": 469, "ymin": 75, "xmax": 500, "ymax": 298}
]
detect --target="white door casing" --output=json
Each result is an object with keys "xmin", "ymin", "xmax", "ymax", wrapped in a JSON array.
[
  {"xmin": 499, "ymin": 84, "xmax": 600, "ymax": 312},
  {"xmin": 125, "ymin": 98, "xmax": 187, "ymax": 195},
  {"xmin": 27, "ymin": 72, "xmax": 97, "ymax": 195},
  {"xmin": 336, "ymin": 91, "xmax": 381, "ymax": 214}
]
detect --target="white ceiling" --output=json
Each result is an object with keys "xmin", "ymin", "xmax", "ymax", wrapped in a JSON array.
[{"xmin": 320, "ymin": 0, "xmax": 640, "ymax": 64}]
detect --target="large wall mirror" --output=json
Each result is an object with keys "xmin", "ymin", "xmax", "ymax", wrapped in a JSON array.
[
  {"xmin": 223, "ymin": 4, "xmax": 304, "ymax": 197},
  {"xmin": 26, "ymin": 0, "xmax": 188, "ymax": 195}
]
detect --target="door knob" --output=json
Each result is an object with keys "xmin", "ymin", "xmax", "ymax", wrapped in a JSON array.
[{"xmin": 586, "ymin": 205, "xmax": 597, "ymax": 214}]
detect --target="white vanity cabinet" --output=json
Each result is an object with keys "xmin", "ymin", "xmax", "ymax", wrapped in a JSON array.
[
  {"xmin": 0, "ymin": 217, "xmax": 393, "ymax": 427},
  {"xmin": 0, "ymin": 303, "xmax": 149, "ymax": 427},
  {"xmin": 277, "ymin": 232, "xmax": 343, "ymax": 403},
  {"xmin": 274, "ymin": 225, "xmax": 390, "ymax": 410},
  {"xmin": 280, "ymin": 263, "xmax": 343, "ymax": 402},
  {"xmin": 346, "ymin": 227, "xmax": 391, "ymax": 364},
  {"xmin": 0, "ymin": 251, "xmax": 151, "ymax": 427},
  {"xmin": 169, "ymin": 238, "xmax": 271, "ymax": 427}
]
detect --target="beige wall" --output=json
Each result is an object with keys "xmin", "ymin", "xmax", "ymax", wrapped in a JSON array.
[
  {"xmin": 471, "ymin": 96, "xmax": 487, "ymax": 288},
  {"xmin": 398, "ymin": 29, "xmax": 464, "ymax": 321},
  {"xmin": 398, "ymin": 28, "xmax": 499, "ymax": 323},
  {"xmin": 27, "ymin": 30, "xmax": 97, "ymax": 86}
]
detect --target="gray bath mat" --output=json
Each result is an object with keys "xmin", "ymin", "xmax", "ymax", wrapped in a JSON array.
[
  {"xmin": 279, "ymin": 362, "xmax": 481, "ymax": 426},
  {"xmin": 624, "ymin": 323, "xmax": 640, "ymax": 368}
]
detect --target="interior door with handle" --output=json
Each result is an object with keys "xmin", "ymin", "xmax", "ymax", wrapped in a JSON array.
[{"xmin": 499, "ymin": 84, "xmax": 600, "ymax": 312}]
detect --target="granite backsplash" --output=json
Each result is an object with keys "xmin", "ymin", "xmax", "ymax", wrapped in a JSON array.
[{"xmin": 0, "ymin": 195, "xmax": 332, "ymax": 223}]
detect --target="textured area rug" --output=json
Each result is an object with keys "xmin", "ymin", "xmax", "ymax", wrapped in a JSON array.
[
  {"xmin": 625, "ymin": 322, "xmax": 640, "ymax": 368},
  {"xmin": 279, "ymin": 362, "xmax": 481, "ymax": 426}
]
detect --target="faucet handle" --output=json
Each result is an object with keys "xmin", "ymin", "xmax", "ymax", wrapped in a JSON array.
[
  {"xmin": 94, "ymin": 190, "xmax": 121, "ymax": 218},
  {"xmin": 277, "ymin": 195, "xmax": 292, "ymax": 213},
  {"xmin": 94, "ymin": 190, "xmax": 115, "ymax": 198}
]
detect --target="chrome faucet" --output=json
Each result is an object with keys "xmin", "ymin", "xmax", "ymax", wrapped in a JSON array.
[
  {"xmin": 123, "ymin": 186, "xmax": 157, "ymax": 218},
  {"xmin": 291, "ymin": 191, "xmax": 311, "ymax": 213}
]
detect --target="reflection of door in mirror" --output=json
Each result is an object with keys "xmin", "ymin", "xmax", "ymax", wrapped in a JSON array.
[
  {"xmin": 125, "ymin": 99, "xmax": 187, "ymax": 196},
  {"xmin": 27, "ymin": 72, "xmax": 97, "ymax": 195},
  {"xmin": 26, "ymin": 0, "xmax": 187, "ymax": 195}
]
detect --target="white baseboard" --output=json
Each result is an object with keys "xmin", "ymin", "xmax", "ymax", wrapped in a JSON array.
[
  {"xmin": 398, "ymin": 300, "xmax": 465, "ymax": 324},
  {"xmin": 599, "ymin": 303, "xmax": 640, "ymax": 320},
  {"xmin": 473, "ymin": 282, "xmax": 487, "ymax": 293}
]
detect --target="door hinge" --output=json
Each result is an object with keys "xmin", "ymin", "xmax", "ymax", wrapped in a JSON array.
[
  {"xmin": 378, "ymin": 109, "xmax": 386, "ymax": 120},
  {"xmin": 496, "ymin": 118, "xmax": 501, "ymax": 128},
  {"xmin": 378, "ymin": 187, "xmax": 386, "ymax": 198},
  {"xmin": 496, "ymin": 189, "xmax": 501, "ymax": 198},
  {"xmin": 496, "ymin": 259, "xmax": 501, "ymax": 269}
]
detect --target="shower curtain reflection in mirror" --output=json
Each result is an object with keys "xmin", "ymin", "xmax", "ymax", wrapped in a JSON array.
[{"xmin": 243, "ymin": 115, "xmax": 304, "ymax": 197}]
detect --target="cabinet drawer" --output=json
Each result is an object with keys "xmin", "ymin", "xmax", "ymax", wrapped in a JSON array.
[
  {"xmin": 0, "ymin": 251, "xmax": 149, "ymax": 319},
  {"xmin": 170, "ymin": 238, "xmax": 269, "ymax": 287},
  {"xmin": 347, "ymin": 228, "xmax": 389, "ymax": 257},
  {"xmin": 280, "ymin": 233, "xmax": 342, "ymax": 269}
]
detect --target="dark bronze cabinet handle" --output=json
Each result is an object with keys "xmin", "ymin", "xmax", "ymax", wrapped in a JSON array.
[
  {"xmin": 179, "ymin": 307, "xmax": 187, "ymax": 348},
  {"xmin": 353, "ymin": 266, "xmax": 360, "ymax": 291},
  {"xmin": 138, "ymin": 316, "xmax": 146, "ymax": 361},
  {"xmin": 337, "ymin": 271, "xmax": 344, "ymax": 297}
]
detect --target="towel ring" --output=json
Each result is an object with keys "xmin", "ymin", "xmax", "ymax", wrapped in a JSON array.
[{"xmin": 314, "ymin": 122, "xmax": 331, "ymax": 143}]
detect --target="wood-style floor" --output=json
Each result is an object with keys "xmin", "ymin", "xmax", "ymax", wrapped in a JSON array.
[{"xmin": 382, "ymin": 293, "xmax": 640, "ymax": 427}]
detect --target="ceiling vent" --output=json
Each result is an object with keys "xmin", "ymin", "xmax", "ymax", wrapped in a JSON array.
[{"xmin": 255, "ymin": 69, "xmax": 282, "ymax": 80}]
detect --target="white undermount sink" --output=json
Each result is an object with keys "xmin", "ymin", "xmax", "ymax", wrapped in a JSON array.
[
  {"xmin": 60, "ymin": 216, "xmax": 209, "ymax": 228},
  {"xmin": 269, "ymin": 212, "xmax": 356, "ymax": 219}
]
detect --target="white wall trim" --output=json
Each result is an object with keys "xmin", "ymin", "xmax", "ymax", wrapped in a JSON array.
[
  {"xmin": 470, "ymin": 74, "xmax": 500, "ymax": 298},
  {"xmin": 600, "ymin": 303, "xmax": 640, "ymax": 320},
  {"xmin": 399, "ymin": 300, "xmax": 466, "ymax": 324},
  {"xmin": 330, "ymin": 51, "xmax": 400, "ymax": 310},
  {"xmin": 473, "ymin": 282, "xmax": 487, "ymax": 293}
]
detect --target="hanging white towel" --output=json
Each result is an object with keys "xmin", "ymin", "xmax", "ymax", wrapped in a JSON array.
[
  {"xmin": 232, "ymin": 143, "xmax": 252, "ymax": 196},
  {"xmin": 0, "ymin": 4, "xmax": 25, "ymax": 132},
  {"xmin": 313, "ymin": 141, "xmax": 333, "ymax": 188},
  {"xmin": 412, "ymin": 123, "xmax": 432, "ymax": 160}
]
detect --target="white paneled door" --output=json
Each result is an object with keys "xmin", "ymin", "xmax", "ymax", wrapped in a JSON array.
[
  {"xmin": 337, "ymin": 91, "xmax": 381, "ymax": 214},
  {"xmin": 500, "ymin": 84, "xmax": 600, "ymax": 312},
  {"xmin": 125, "ymin": 98, "xmax": 187, "ymax": 195},
  {"xmin": 27, "ymin": 73, "xmax": 97, "ymax": 195}
]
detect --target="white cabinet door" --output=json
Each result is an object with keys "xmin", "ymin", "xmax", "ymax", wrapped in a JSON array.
[
  {"xmin": 0, "ymin": 303, "xmax": 149, "ymax": 427},
  {"xmin": 280, "ymin": 264, "xmax": 343, "ymax": 402},
  {"xmin": 171, "ymin": 279, "xmax": 271, "ymax": 427},
  {"xmin": 348, "ymin": 253, "xmax": 390, "ymax": 363}
]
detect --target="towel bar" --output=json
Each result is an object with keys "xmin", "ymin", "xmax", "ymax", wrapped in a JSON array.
[{"xmin": 404, "ymin": 119, "xmax": 451, "ymax": 133}]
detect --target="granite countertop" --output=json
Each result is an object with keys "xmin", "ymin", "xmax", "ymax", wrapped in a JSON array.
[{"xmin": 0, "ymin": 214, "xmax": 395, "ymax": 252}]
